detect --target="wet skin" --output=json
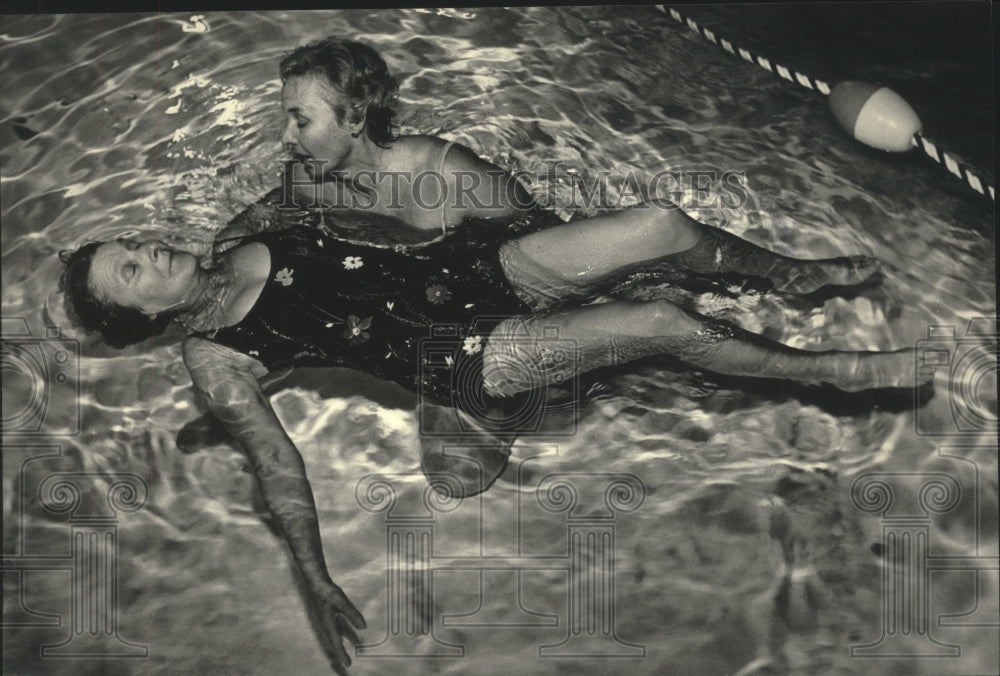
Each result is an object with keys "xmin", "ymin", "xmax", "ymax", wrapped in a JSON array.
[
  {"xmin": 88, "ymin": 239, "xmax": 200, "ymax": 316},
  {"xmin": 281, "ymin": 75, "xmax": 363, "ymax": 179}
]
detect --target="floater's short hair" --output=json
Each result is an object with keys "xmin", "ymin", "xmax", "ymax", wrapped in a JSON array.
[{"xmin": 58, "ymin": 243, "xmax": 175, "ymax": 349}]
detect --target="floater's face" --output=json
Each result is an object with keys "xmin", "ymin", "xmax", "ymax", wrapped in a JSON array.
[
  {"xmin": 88, "ymin": 239, "xmax": 199, "ymax": 316},
  {"xmin": 281, "ymin": 75, "xmax": 358, "ymax": 178}
]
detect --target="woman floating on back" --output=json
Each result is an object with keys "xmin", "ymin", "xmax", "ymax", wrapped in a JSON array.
[{"xmin": 57, "ymin": 38, "xmax": 929, "ymax": 676}]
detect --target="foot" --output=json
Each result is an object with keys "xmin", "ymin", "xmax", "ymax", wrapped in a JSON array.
[
  {"xmin": 774, "ymin": 255, "xmax": 881, "ymax": 295},
  {"xmin": 832, "ymin": 348, "xmax": 935, "ymax": 392}
]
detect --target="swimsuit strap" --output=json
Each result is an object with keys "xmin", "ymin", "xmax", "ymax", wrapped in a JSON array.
[
  {"xmin": 438, "ymin": 141, "xmax": 455, "ymax": 235},
  {"xmin": 215, "ymin": 234, "xmax": 252, "ymax": 246},
  {"xmin": 212, "ymin": 233, "xmax": 255, "ymax": 256},
  {"xmin": 183, "ymin": 233, "xmax": 259, "ymax": 341}
]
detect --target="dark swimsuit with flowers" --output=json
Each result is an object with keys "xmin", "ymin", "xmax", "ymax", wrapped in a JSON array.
[{"xmin": 199, "ymin": 225, "xmax": 531, "ymax": 410}]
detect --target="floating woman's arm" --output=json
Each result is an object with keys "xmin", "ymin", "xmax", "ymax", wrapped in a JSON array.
[{"xmin": 182, "ymin": 337, "xmax": 365, "ymax": 674}]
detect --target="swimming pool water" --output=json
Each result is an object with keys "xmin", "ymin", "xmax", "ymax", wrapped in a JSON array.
[{"xmin": 2, "ymin": 7, "xmax": 996, "ymax": 676}]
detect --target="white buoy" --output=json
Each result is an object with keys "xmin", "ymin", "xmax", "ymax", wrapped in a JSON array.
[
  {"xmin": 660, "ymin": 6, "xmax": 992, "ymax": 199},
  {"xmin": 829, "ymin": 81, "xmax": 922, "ymax": 152}
]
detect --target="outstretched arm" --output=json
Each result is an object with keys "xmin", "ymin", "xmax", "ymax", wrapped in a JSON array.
[
  {"xmin": 175, "ymin": 366, "xmax": 294, "ymax": 453},
  {"xmin": 183, "ymin": 338, "xmax": 365, "ymax": 674}
]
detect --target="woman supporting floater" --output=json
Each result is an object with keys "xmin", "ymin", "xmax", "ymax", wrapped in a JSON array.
[{"xmin": 270, "ymin": 38, "xmax": 533, "ymax": 235}]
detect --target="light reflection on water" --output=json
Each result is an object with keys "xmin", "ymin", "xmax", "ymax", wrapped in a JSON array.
[{"xmin": 1, "ymin": 7, "xmax": 995, "ymax": 676}]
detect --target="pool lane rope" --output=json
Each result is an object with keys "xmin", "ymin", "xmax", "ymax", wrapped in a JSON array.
[{"xmin": 659, "ymin": 6, "xmax": 995, "ymax": 202}]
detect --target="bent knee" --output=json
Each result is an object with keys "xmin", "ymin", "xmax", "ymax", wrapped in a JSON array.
[
  {"xmin": 633, "ymin": 300, "xmax": 701, "ymax": 336},
  {"xmin": 482, "ymin": 317, "xmax": 579, "ymax": 397}
]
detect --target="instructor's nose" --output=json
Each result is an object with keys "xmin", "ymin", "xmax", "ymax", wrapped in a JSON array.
[{"xmin": 282, "ymin": 120, "xmax": 297, "ymax": 149}]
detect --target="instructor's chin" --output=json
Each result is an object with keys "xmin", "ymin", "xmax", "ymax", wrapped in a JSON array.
[{"xmin": 286, "ymin": 155, "xmax": 314, "ymax": 176}]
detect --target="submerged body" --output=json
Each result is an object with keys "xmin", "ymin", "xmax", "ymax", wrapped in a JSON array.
[
  {"xmin": 177, "ymin": 206, "xmax": 922, "ymax": 411},
  {"xmin": 195, "ymin": 224, "xmax": 528, "ymax": 409},
  {"xmin": 66, "ymin": 199, "xmax": 930, "ymax": 676}
]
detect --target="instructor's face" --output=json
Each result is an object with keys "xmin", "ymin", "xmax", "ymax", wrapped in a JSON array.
[{"xmin": 281, "ymin": 75, "xmax": 356, "ymax": 177}]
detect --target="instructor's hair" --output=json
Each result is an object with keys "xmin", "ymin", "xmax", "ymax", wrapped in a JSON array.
[{"xmin": 280, "ymin": 38, "xmax": 399, "ymax": 147}]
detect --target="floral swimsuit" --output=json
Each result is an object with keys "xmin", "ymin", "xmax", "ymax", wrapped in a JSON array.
[{"xmin": 199, "ymin": 225, "xmax": 531, "ymax": 408}]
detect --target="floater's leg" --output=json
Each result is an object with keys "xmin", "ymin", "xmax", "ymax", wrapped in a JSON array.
[
  {"xmin": 483, "ymin": 300, "xmax": 930, "ymax": 394},
  {"xmin": 670, "ymin": 224, "xmax": 881, "ymax": 294},
  {"xmin": 418, "ymin": 400, "xmax": 513, "ymax": 499},
  {"xmin": 508, "ymin": 201, "xmax": 880, "ymax": 296},
  {"xmin": 510, "ymin": 200, "xmax": 701, "ymax": 284}
]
